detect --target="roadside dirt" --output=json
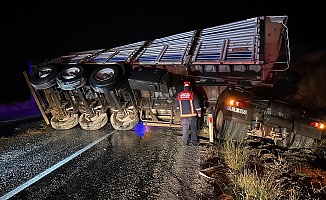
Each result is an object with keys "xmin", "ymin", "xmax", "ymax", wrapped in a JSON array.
[{"xmin": 200, "ymin": 137, "xmax": 326, "ymax": 200}]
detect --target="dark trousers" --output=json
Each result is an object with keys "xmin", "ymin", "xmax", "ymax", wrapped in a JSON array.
[{"xmin": 181, "ymin": 116, "xmax": 198, "ymax": 145}]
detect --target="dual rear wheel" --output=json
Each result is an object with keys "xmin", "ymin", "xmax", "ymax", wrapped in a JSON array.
[
  {"xmin": 89, "ymin": 65, "xmax": 139, "ymax": 131},
  {"xmin": 30, "ymin": 64, "xmax": 139, "ymax": 131}
]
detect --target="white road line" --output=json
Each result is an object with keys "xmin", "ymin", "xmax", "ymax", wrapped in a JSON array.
[{"xmin": 1, "ymin": 131, "xmax": 115, "ymax": 200}]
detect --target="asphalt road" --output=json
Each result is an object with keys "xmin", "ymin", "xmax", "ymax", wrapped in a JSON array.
[{"xmin": 0, "ymin": 120, "xmax": 214, "ymax": 200}]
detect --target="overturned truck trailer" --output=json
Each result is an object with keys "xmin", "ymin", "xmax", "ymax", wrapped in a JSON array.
[{"xmin": 27, "ymin": 16, "xmax": 325, "ymax": 150}]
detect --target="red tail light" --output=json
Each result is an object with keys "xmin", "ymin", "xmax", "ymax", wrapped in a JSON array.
[
  {"xmin": 227, "ymin": 98, "xmax": 246, "ymax": 107},
  {"xmin": 310, "ymin": 121, "xmax": 325, "ymax": 130}
]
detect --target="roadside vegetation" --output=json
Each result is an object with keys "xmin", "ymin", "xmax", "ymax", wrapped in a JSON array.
[
  {"xmin": 221, "ymin": 140, "xmax": 282, "ymax": 200},
  {"xmin": 202, "ymin": 138, "xmax": 326, "ymax": 199}
]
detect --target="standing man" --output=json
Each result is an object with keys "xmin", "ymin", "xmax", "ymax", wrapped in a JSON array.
[{"xmin": 175, "ymin": 81, "xmax": 202, "ymax": 146}]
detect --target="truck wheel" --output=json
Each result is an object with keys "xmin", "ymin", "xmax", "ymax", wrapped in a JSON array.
[
  {"xmin": 215, "ymin": 108, "xmax": 247, "ymax": 143},
  {"xmin": 287, "ymin": 133, "xmax": 315, "ymax": 149},
  {"xmin": 79, "ymin": 112, "xmax": 108, "ymax": 130},
  {"xmin": 110, "ymin": 109, "xmax": 139, "ymax": 130},
  {"xmin": 56, "ymin": 66, "xmax": 87, "ymax": 90},
  {"xmin": 50, "ymin": 113, "xmax": 79, "ymax": 130},
  {"xmin": 313, "ymin": 138, "xmax": 326, "ymax": 160},
  {"xmin": 287, "ymin": 120, "xmax": 316, "ymax": 149},
  {"xmin": 214, "ymin": 110, "xmax": 224, "ymax": 140},
  {"xmin": 232, "ymin": 121, "xmax": 248, "ymax": 143},
  {"xmin": 30, "ymin": 65, "xmax": 59, "ymax": 90},
  {"xmin": 221, "ymin": 120, "xmax": 247, "ymax": 143},
  {"xmin": 89, "ymin": 65, "xmax": 122, "ymax": 93}
]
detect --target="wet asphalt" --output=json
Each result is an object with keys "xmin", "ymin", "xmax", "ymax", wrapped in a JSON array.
[{"xmin": 0, "ymin": 120, "xmax": 214, "ymax": 200}]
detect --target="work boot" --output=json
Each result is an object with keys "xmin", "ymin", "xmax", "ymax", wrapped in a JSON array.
[{"xmin": 191, "ymin": 141, "xmax": 199, "ymax": 146}]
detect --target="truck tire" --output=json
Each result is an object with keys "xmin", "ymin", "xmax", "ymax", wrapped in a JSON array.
[
  {"xmin": 287, "ymin": 120, "xmax": 316, "ymax": 149},
  {"xmin": 110, "ymin": 109, "xmax": 139, "ymax": 130},
  {"xmin": 214, "ymin": 109, "xmax": 224, "ymax": 140},
  {"xmin": 313, "ymin": 138, "xmax": 326, "ymax": 160},
  {"xmin": 50, "ymin": 113, "xmax": 79, "ymax": 130},
  {"xmin": 56, "ymin": 66, "xmax": 87, "ymax": 90},
  {"xmin": 215, "ymin": 108, "xmax": 247, "ymax": 143},
  {"xmin": 30, "ymin": 65, "xmax": 59, "ymax": 90},
  {"xmin": 287, "ymin": 133, "xmax": 315, "ymax": 149},
  {"xmin": 79, "ymin": 112, "xmax": 108, "ymax": 130},
  {"xmin": 89, "ymin": 65, "xmax": 122, "ymax": 93},
  {"xmin": 221, "ymin": 120, "xmax": 248, "ymax": 143}
]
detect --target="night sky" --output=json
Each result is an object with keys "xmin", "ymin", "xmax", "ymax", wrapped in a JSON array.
[{"xmin": 1, "ymin": 1, "xmax": 325, "ymax": 104}]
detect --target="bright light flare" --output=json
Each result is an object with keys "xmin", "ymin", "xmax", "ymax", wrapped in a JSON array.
[
  {"xmin": 310, "ymin": 121, "xmax": 325, "ymax": 130},
  {"xmin": 133, "ymin": 121, "xmax": 147, "ymax": 137},
  {"xmin": 227, "ymin": 98, "xmax": 245, "ymax": 107}
]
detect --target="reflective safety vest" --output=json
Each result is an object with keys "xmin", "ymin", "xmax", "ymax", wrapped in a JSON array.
[{"xmin": 175, "ymin": 89, "xmax": 201, "ymax": 118}]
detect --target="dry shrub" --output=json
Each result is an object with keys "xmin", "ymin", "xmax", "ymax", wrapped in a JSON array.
[
  {"xmin": 222, "ymin": 140, "xmax": 249, "ymax": 172},
  {"xmin": 233, "ymin": 169, "xmax": 280, "ymax": 200},
  {"xmin": 222, "ymin": 140, "xmax": 282, "ymax": 200}
]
